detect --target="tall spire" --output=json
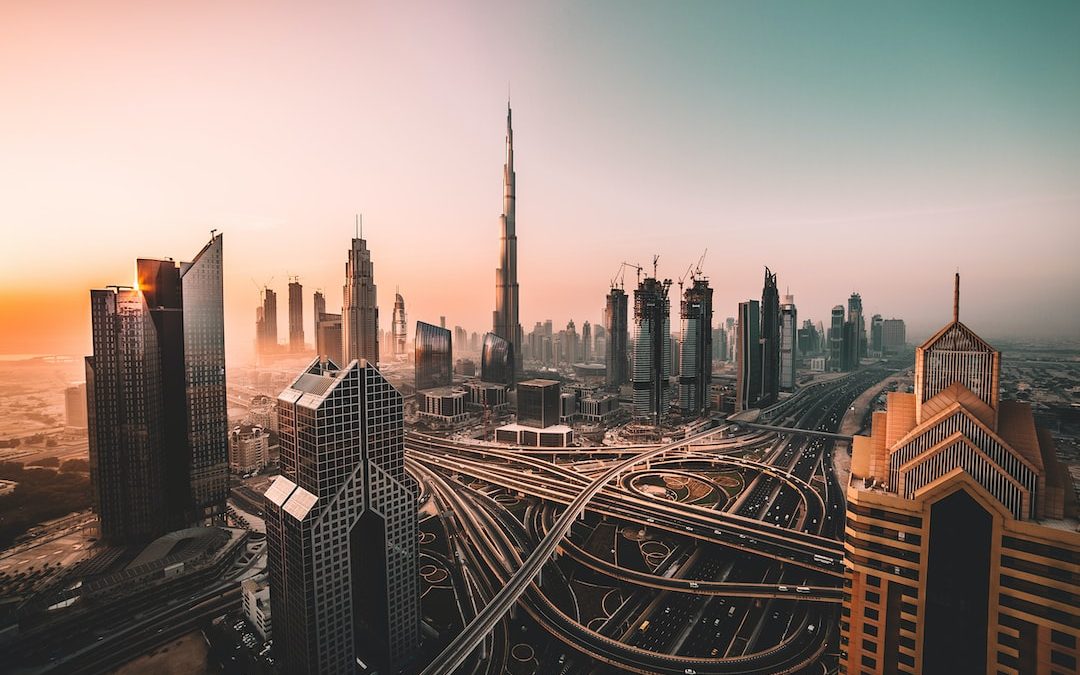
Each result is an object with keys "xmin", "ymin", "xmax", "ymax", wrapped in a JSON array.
[
  {"xmin": 493, "ymin": 101, "xmax": 521, "ymax": 386},
  {"xmin": 953, "ymin": 272, "xmax": 960, "ymax": 322}
]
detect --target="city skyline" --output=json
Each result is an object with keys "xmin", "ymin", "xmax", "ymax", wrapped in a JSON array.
[{"xmin": 3, "ymin": 2, "xmax": 1080, "ymax": 358}]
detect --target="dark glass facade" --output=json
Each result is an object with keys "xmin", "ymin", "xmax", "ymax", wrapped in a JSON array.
[
  {"xmin": 481, "ymin": 332, "xmax": 514, "ymax": 386},
  {"xmin": 760, "ymin": 267, "xmax": 780, "ymax": 406},
  {"xmin": 678, "ymin": 278, "xmax": 713, "ymax": 415},
  {"xmin": 735, "ymin": 300, "xmax": 761, "ymax": 411},
  {"xmin": 415, "ymin": 321, "xmax": 452, "ymax": 391},
  {"xmin": 517, "ymin": 379, "xmax": 560, "ymax": 428},
  {"xmin": 605, "ymin": 287, "xmax": 629, "ymax": 386}
]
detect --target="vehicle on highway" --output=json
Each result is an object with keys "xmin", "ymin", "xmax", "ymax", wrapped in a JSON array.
[
  {"xmin": 639, "ymin": 620, "xmax": 650, "ymax": 632},
  {"xmin": 778, "ymin": 585, "xmax": 789, "ymax": 591},
  {"xmin": 796, "ymin": 586, "xmax": 810, "ymax": 593}
]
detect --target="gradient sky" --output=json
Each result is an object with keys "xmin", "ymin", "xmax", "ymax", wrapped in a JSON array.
[{"xmin": 2, "ymin": 1, "xmax": 1079, "ymax": 359}]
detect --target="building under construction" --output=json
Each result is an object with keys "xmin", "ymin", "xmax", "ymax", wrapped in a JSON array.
[{"xmin": 631, "ymin": 274, "xmax": 672, "ymax": 424}]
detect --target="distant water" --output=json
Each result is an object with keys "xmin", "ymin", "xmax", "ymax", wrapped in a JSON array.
[{"xmin": 0, "ymin": 354, "xmax": 77, "ymax": 362}]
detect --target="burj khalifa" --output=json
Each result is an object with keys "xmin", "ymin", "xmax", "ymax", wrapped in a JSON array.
[{"xmin": 492, "ymin": 103, "xmax": 523, "ymax": 385}]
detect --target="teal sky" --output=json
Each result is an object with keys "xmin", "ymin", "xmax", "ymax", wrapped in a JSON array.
[{"xmin": 1, "ymin": 1, "xmax": 1078, "ymax": 355}]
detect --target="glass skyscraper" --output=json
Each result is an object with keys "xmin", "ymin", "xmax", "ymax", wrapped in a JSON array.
[{"xmin": 415, "ymin": 320, "xmax": 452, "ymax": 391}]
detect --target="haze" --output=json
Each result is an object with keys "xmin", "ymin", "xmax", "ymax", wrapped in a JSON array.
[{"xmin": 2, "ymin": 0, "xmax": 1079, "ymax": 360}]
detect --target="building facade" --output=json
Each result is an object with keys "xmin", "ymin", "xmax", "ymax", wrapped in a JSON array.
[
  {"xmin": 265, "ymin": 359, "xmax": 419, "ymax": 675},
  {"xmin": 229, "ymin": 424, "xmax": 269, "ymax": 474},
  {"xmin": 481, "ymin": 332, "xmax": 514, "ymax": 387},
  {"xmin": 678, "ymin": 278, "xmax": 713, "ymax": 416},
  {"xmin": 316, "ymin": 313, "xmax": 343, "ymax": 368},
  {"xmin": 631, "ymin": 277, "xmax": 672, "ymax": 423},
  {"xmin": 288, "ymin": 279, "xmax": 304, "ymax": 352},
  {"xmin": 492, "ymin": 104, "xmax": 523, "ymax": 385},
  {"xmin": 257, "ymin": 287, "xmax": 278, "ymax": 355},
  {"xmin": 312, "ymin": 290, "xmax": 326, "ymax": 344},
  {"xmin": 605, "ymin": 286, "xmax": 629, "ymax": 387},
  {"xmin": 735, "ymin": 300, "xmax": 761, "ymax": 411},
  {"xmin": 392, "ymin": 291, "xmax": 407, "ymax": 359},
  {"xmin": 415, "ymin": 321, "xmax": 452, "ymax": 391},
  {"xmin": 760, "ymin": 267, "xmax": 781, "ymax": 406},
  {"xmin": 518, "ymin": 379, "xmax": 561, "ymax": 429},
  {"xmin": 882, "ymin": 318, "xmax": 907, "ymax": 353},
  {"xmin": 780, "ymin": 294, "xmax": 797, "ymax": 392},
  {"xmin": 829, "ymin": 304, "xmax": 845, "ymax": 372},
  {"xmin": 65, "ymin": 382, "xmax": 87, "ymax": 428},
  {"xmin": 841, "ymin": 276, "xmax": 1078, "ymax": 675}
]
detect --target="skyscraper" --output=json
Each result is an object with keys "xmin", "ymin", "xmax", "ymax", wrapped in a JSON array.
[
  {"xmin": 316, "ymin": 312, "xmax": 343, "ymax": 368},
  {"xmin": 266, "ymin": 359, "xmax": 419, "ymax": 674},
  {"xmin": 492, "ymin": 103, "xmax": 523, "ymax": 386},
  {"xmin": 882, "ymin": 318, "xmax": 907, "ymax": 353},
  {"xmin": 679, "ymin": 278, "xmax": 713, "ymax": 416},
  {"xmin": 779, "ymin": 294, "xmax": 797, "ymax": 392},
  {"xmin": 735, "ymin": 300, "xmax": 761, "ymax": 411},
  {"xmin": 392, "ymin": 291, "xmax": 407, "ymax": 359},
  {"xmin": 605, "ymin": 286, "xmax": 629, "ymax": 387},
  {"xmin": 848, "ymin": 291, "xmax": 865, "ymax": 361},
  {"xmin": 631, "ymin": 276, "xmax": 671, "ymax": 423},
  {"xmin": 343, "ymin": 226, "xmax": 379, "ymax": 366},
  {"xmin": 480, "ymin": 332, "xmax": 513, "ymax": 386},
  {"xmin": 760, "ymin": 267, "xmax": 780, "ymax": 406},
  {"xmin": 257, "ymin": 287, "xmax": 278, "ymax": 355},
  {"xmin": 565, "ymin": 319, "xmax": 579, "ymax": 364},
  {"xmin": 415, "ymin": 321, "xmax": 452, "ymax": 391},
  {"xmin": 288, "ymin": 279, "xmax": 304, "ymax": 352},
  {"xmin": 581, "ymin": 320, "xmax": 592, "ymax": 362},
  {"xmin": 312, "ymin": 290, "xmax": 326, "ymax": 344},
  {"xmin": 87, "ymin": 234, "xmax": 228, "ymax": 542},
  {"xmin": 828, "ymin": 304, "xmax": 845, "ymax": 372},
  {"xmin": 841, "ymin": 276, "xmax": 1078, "ymax": 675},
  {"xmin": 870, "ymin": 313, "xmax": 883, "ymax": 355}
]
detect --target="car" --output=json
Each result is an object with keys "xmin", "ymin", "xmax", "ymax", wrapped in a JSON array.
[
  {"xmin": 778, "ymin": 585, "xmax": 789, "ymax": 592},
  {"xmin": 713, "ymin": 529, "xmax": 722, "ymax": 535},
  {"xmin": 728, "ymin": 606, "xmax": 736, "ymax": 617},
  {"xmin": 684, "ymin": 526, "xmax": 693, "ymax": 532},
  {"xmin": 685, "ymin": 670, "xmax": 697, "ymax": 675},
  {"xmin": 688, "ymin": 581, "xmax": 699, "ymax": 589},
  {"xmin": 646, "ymin": 517, "xmax": 655, "ymax": 523},
  {"xmin": 796, "ymin": 586, "xmax": 810, "ymax": 594}
]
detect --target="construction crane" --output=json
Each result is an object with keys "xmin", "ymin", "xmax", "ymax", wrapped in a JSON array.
[
  {"xmin": 693, "ymin": 248, "xmax": 708, "ymax": 280},
  {"xmin": 616, "ymin": 261, "xmax": 645, "ymax": 287}
]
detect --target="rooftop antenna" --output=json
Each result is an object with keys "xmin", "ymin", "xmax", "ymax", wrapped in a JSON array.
[{"xmin": 953, "ymin": 271, "xmax": 960, "ymax": 322}]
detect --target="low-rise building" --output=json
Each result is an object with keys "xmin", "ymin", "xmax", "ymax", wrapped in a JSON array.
[
  {"xmin": 242, "ymin": 578, "xmax": 272, "ymax": 641},
  {"xmin": 229, "ymin": 424, "xmax": 269, "ymax": 474}
]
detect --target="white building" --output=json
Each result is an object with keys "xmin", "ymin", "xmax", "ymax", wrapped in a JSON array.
[{"xmin": 229, "ymin": 424, "xmax": 268, "ymax": 474}]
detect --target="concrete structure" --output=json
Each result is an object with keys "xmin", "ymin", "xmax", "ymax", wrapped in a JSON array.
[
  {"xmin": 312, "ymin": 291, "xmax": 326, "ymax": 345},
  {"xmin": 229, "ymin": 424, "xmax": 269, "ymax": 474},
  {"xmin": 492, "ymin": 104, "xmax": 523, "ymax": 385},
  {"xmin": 883, "ymin": 318, "xmax": 907, "ymax": 353},
  {"xmin": 735, "ymin": 300, "xmax": 761, "ymax": 411},
  {"xmin": 417, "ymin": 387, "xmax": 470, "ymax": 427},
  {"xmin": 517, "ymin": 379, "xmax": 561, "ymax": 429},
  {"xmin": 465, "ymin": 381, "xmax": 509, "ymax": 413},
  {"xmin": 678, "ymin": 278, "xmax": 713, "ymax": 416},
  {"xmin": 605, "ymin": 286, "xmax": 629, "ymax": 386},
  {"xmin": 242, "ymin": 578, "xmax": 272, "ymax": 641},
  {"xmin": 86, "ymin": 234, "xmax": 228, "ymax": 543},
  {"xmin": 494, "ymin": 423, "xmax": 573, "ymax": 448},
  {"xmin": 316, "ymin": 312, "xmax": 343, "ymax": 368},
  {"xmin": 779, "ymin": 294, "xmax": 797, "ymax": 392},
  {"xmin": 256, "ymin": 287, "xmax": 278, "ymax": 356},
  {"xmin": 631, "ymin": 276, "xmax": 672, "ymax": 423},
  {"xmin": 288, "ymin": 279, "xmax": 304, "ymax": 352},
  {"xmin": 65, "ymin": 382, "xmax": 87, "ymax": 429},
  {"xmin": 343, "ymin": 224, "xmax": 380, "ymax": 366},
  {"xmin": 842, "ymin": 275, "xmax": 1078, "ymax": 675},
  {"xmin": 265, "ymin": 359, "xmax": 419, "ymax": 674}
]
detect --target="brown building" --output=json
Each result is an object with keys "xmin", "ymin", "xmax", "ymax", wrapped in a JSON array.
[{"xmin": 841, "ymin": 276, "xmax": 1078, "ymax": 675}]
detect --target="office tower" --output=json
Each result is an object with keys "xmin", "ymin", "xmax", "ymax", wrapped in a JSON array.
[
  {"xmin": 631, "ymin": 276, "xmax": 672, "ymax": 423},
  {"xmin": 779, "ymin": 294, "xmax": 797, "ymax": 392},
  {"xmin": 582, "ymin": 320, "xmax": 592, "ymax": 362},
  {"xmin": 670, "ymin": 334, "xmax": 681, "ymax": 377},
  {"xmin": 679, "ymin": 278, "xmax": 713, "ymax": 416},
  {"xmin": 313, "ymin": 290, "xmax": 326, "ymax": 343},
  {"xmin": 65, "ymin": 382, "xmax": 87, "ymax": 428},
  {"xmin": 343, "ymin": 229, "xmax": 379, "ymax": 366},
  {"xmin": 760, "ymin": 267, "xmax": 780, "ymax": 406},
  {"xmin": 414, "ymin": 321, "xmax": 452, "ymax": 392},
  {"xmin": 492, "ymin": 103, "xmax": 523, "ymax": 386},
  {"xmin": 288, "ymin": 279, "xmax": 304, "ymax": 352},
  {"xmin": 316, "ymin": 313, "xmax": 343, "ymax": 368},
  {"xmin": 517, "ymin": 379, "xmax": 561, "ymax": 428},
  {"xmin": 870, "ymin": 314, "xmax": 883, "ymax": 355},
  {"xmin": 565, "ymin": 320, "xmax": 579, "ymax": 363},
  {"xmin": 391, "ymin": 291, "xmax": 407, "ymax": 359},
  {"xmin": 605, "ymin": 287, "xmax": 629, "ymax": 387},
  {"xmin": 828, "ymin": 305, "xmax": 845, "ymax": 372},
  {"xmin": 229, "ymin": 424, "xmax": 269, "ymax": 474},
  {"xmin": 798, "ymin": 319, "xmax": 820, "ymax": 356},
  {"xmin": 481, "ymin": 332, "xmax": 513, "ymax": 386},
  {"xmin": 87, "ymin": 234, "xmax": 228, "ymax": 542},
  {"xmin": 257, "ymin": 287, "xmax": 278, "ymax": 355},
  {"xmin": 735, "ymin": 300, "xmax": 761, "ymax": 411},
  {"xmin": 848, "ymin": 291, "xmax": 866, "ymax": 360},
  {"xmin": 842, "ymin": 275, "xmax": 1078, "ymax": 675},
  {"xmin": 266, "ymin": 359, "xmax": 419, "ymax": 675},
  {"xmin": 882, "ymin": 318, "xmax": 907, "ymax": 352},
  {"xmin": 724, "ymin": 316, "xmax": 736, "ymax": 361},
  {"xmin": 842, "ymin": 320, "xmax": 858, "ymax": 371}
]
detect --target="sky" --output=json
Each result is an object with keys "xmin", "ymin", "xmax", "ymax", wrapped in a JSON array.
[{"xmin": 2, "ymin": 1, "xmax": 1079, "ymax": 360}]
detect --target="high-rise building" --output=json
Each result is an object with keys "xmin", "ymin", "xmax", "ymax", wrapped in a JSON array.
[
  {"xmin": 415, "ymin": 321, "xmax": 452, "ymax": 392},
  {"xmin": 229, "ymin": 424, "xmax": 269, "ymax": 474},
  {"xmin": 828, "ymin": 305, "xmax": 845, "ymax": 372},
  {"xmin": 288, "ymin": 279, "xmax": 304, "ymax": 352},
  {"xmin": 679, "ymin": 278, "xmax": 713, "ymax": 416},
  {"xmin": 517, "ymin": 379, "xmax": 561, "ymax": 429},
  {"xmin": 257, "ymin": 287, "xmax": 278, "ymax": 355},
  {"xmin": 86, "ymin": 234, "xmax": 228, "ymax": 542},
  {"xmin": 870, "ymin": 313, "xmax": 883, "ymax": 355},
  {"xmin": 724, "ymin": 316, "xmax": 736, "ymax": 361},
  {"xmin": 848, "ymin": 291, "xmax": 866, "ymax": 361},
  {"xmin": 760, "ymin": 267, "xmax": 781, "ymax": 406},
  {"xmin": 316, "ymin": 313, "xmax": 343, "ymax": 368},
  {"xmin": 605, "ymin": 286, "xmax": 629, "ymax": 387},
  {"xmin": 842, "ymin": 319, "xmax": 858, "ymax": 371},
  {"xmin": 565, "ymin": 319, "xmax": 579, "ymax": 364},
  {"xmin": 343, "ymin": 227, "xmax": 379, "ymax": 366},
  {"xmin": 735, "ymin": 300, "xmax": 761, "ymax": 411},
  {"xmin": 631, "ymin": 276, "xmax": 671, "ymax": 423},
  {"xmin": 65, "ymin": 382, "xmax": 87, "ymax": 428},
  {"xmin": 779, "ymin": 294, "xmax": 797, "ymax": 392},
  {"xmin": 266, "ymin": 359, "xmax": 419, "ymax": 674},
  {"xmin": 492, "ymin": 103, "xmax": 523, "ymax": 386},
  {"xmin": 312, "ymin": 290, "xmax": 326, "ymax": 344},
  {"xmin": 392, "ymin": 291, "xmax": 407, "ymax": 359},
  {"xmin": 797, "ymin": 318, "xmax": 820, "ymax": 356},
  {"xmin": 841, "ymin": 276, "xmax": 1078, "ymax": 675},
  {"xmin": 882, "ymin": 318, "xmax": 907, "ymax": 353},
  {"xmin": 480, "ymin": 332, "xmax": 513, "ymax": 386},
  {"xmin": 581, "ymin": 320, "xmax": 592, "ymax": 362}
]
